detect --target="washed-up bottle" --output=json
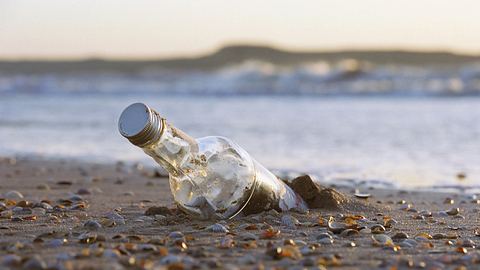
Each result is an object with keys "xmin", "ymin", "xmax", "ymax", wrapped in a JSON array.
[{"xmin": 118, "ymin": 103, "xmax": 307, "ymax": 219}]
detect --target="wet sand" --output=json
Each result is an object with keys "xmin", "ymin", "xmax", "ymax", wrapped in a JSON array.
[{"xmin": 1, "ymin": 156, "xmax": 479, "ymax": 270}]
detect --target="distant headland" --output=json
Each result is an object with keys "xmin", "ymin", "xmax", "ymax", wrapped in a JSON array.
[{"xmin": 1, "ymin": 45, "xmax": 479, "ymax": 74}]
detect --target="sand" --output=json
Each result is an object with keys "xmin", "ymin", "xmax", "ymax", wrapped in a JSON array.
[{"xmin": 1, "ymin": 156, "xmax": 479, "ymax": 270}]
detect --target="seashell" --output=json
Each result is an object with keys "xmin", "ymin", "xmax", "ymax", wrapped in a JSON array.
[
  {"xmin": 239, "ymin": 232, "xmax": 258, "ymax": 241},
  {"xmin": 354, "ymin": 192, "xmax": 371, "ymax": 199},
  {"xmin": 391, "ymin": 232, "xmax": 409, "ymax": 240},
  {"xmin": 160, "ymin": 255, "xmax": 182, "ymax": 265},
  {"xmin": 370, "ymin": 224, "xmax": 386, "ymax": 234},
  {"xmin": 371, "ymin": 234, "xmax": 394, "ymax": 247},
  {"xmin": 318, "ymin": 237, "xmax": 334, "ymax": 245},
  {"xmin": 399, "ymin": 239, "xmax": 418, "ymax": 248},
  {"xmin": 457, "ymin": 239, "xmax": 476, "ymax": 248},
  {"xmin": 443, "ymin": 198, "xmax": 454, "ymax": 204},
  {"xmin": 218, "ymin": 236, "xmax": 235, "ymax": 249},
  {"xmin": 168, "ymin": 231, "xmax": 184, "ymax": 240},
  {"xmin": 260, "ymin": 228, "xmax": 281, "ymax": 239},
  {"xmin": 1, "ymin": 254, "xmax": 22, "ymax": 267},
  {"xmin": 22, "ymin": 255, "xmax": 47, "ymax": 270},
  {"xmin": 78, "ymin": 232, "xmax": 98, "ymax": 244},
  {"xmin": 340, "ymin": 229, "xmax": 359, "ymax": 237},
  {"xmin": 281, "ymin": 215, "xmax": 299, "ymax": 228},
  {"xmin": 45, "ymin": 238, "xmax": 67, "ymax": 248},
  {"xmin": 414, "ymin": 232, "xmax": 433, "ymax": 241},
  {"xmin": 206, "ymin": 223, "xmax": 229, "ymax": 233},
  {"xmin": 446, "ymin": 208, "xmax": 460, "ymax": 216},
  {"xmin": 4, "ymin": 190, "xmax": 24, "ymax": 200},
  {"xmin": 432, "ymin": 233, "xmax": 447, "ymax": 240},
  {"xmin": 84, "ymin": 220, "xmax": 102, "ymax": 231},
  {"xmin": 328, "ymin": 220, "xmax": 347, "ymax": 234},
  {"xmin": 266, "ymin": 245, "xmax": 302, "ymax": 260}
]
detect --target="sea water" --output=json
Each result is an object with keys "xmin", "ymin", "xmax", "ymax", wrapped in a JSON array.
[{"xmin": 0, "ymin": 62, "xmax": 479, "ymax": 188}]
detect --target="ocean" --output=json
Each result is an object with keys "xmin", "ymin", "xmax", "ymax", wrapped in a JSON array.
[{"xmin": 1, "ymin": 60, "xmax": 479, "ymax": 188}]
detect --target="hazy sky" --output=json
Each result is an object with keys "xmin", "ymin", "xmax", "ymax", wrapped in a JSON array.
[{"xmin": 1, "ymin": 0, "xmax": 479, "ymax": 59}]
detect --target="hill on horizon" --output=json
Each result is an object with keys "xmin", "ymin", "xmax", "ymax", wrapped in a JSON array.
[{"xmin": 1, "ymin": 45, "xmax": 480, "ymax": 74}]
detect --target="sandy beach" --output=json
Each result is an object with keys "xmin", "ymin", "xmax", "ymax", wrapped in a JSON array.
[{"xmin": 0, "ymin": 156, "xmax": 479, "ymax": 270}]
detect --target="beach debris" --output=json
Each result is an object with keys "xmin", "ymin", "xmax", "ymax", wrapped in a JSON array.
[
  {"xmin": 266, "ymin": 245, "xmax": 302, "ymax": 260},
  {"xmin": 354, "ymin": 190, "xmax": 371, "ymax": 199},
  {"xmin": 444, "ymin": 197, "xmax": 455, "ymax": 204},
  {"xmin": 4, "ymin": 190, "xmax": 24, "ymax": 200},
  {"xmin": 370, "ymin": 224, "xmax": 386, "ymax": 234},
  {"xmin": 1, "ymin": 254, "xmax": 22, "ymax": 267},
  {"xmin": 456, "ymin": 172, "xmax": 466, "ymax": 180},
  {"xmin": 446, "ymin": 207, "xmax": 460, "ymax": 216},
  {"xmin": 371, "ymin": 235, "xmax": 394, "ymax": 247},
  {"xmin": 36, "ymin": 184, "xmax": 50, "ymax": 190},
  {"xmin": 392, "ymin": 232, "xmax": 409, "ymax": 240},
  {"xmin": 281, "ymin": 214, "xmax": 299, "ymax": 228},
  {"xmin": 84, "ymin": 220, "xmax": 102, "ymax": 231},
  {"xmin": 287, "ymin": 175, "xmax": 348, "ymax": 209},
  {"xmin": 260, "ymin": 228, "xmax": 281, "ymax": 239},
  {"xmin": 22, "ymin": 255, "xmax": 47, "ymax": 270},
  {"xmin": 145, "ymin": 206, "xmax": 173, "ymax": 216},
  {"xmin": 206, "ymin": 223, "xmax": 229, "ymax": 233}
]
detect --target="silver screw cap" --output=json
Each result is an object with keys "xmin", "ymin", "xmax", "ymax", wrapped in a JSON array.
[{"xmin": 118, "ymin": 103, "xmax": 163, "ymax": 147}]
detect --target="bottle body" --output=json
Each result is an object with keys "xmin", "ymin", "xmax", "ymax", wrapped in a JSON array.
[{"xmin": 119, "ymin": 103, "xmax": 307, "ymax": 219}]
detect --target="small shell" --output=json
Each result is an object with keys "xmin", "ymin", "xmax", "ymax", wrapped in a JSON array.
[
  {"xmin": 239, "ymin": 232, "xmax": 258, "ymax": 241},
  {"xmin": 392, "ymin": 232, "xmax": 409, "ymax": 240},
  {"xmin": 370, "ymin": 224, "xmax": 386, "ymax": 234},
  {"xmin": 206, "ymin": 223, "xmax": 229, "ymax": 233},
  {"xmin": 340, "ymin": 229, "xmax": 359, "ymax": 238},
  {"xmin": 168, "ymin": 231, "xmax": 184, "ymax": 239},
  {"xmin": 354, "ymin": 192, "xmax": 371, "ymax": 199},
  {"xmin": 446, "ymin": 208, "xmax": 460, "ymax": 216},
  {"xmin": 281, "ymin": 215, "xmax": 299, "ymax": 228},
  {"xmin": 260, "ymin": 228, "xmax": 281, "ymax": 239},
  {"xmin": 218, "ymin": 236, "xmax": 235, "ymax": 249},
  {"xmin": 371, "ymin": 234, "xmax": 394, "ymax": 247}
]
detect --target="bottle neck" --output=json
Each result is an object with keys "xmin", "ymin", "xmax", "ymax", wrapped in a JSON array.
[
  {"xmin": 118, "ymin": 103, "xmax": 198, "ymax": 176},
  {"xmin": 142, "ymin": 116, "xmax": 198, "ymax": 176}
]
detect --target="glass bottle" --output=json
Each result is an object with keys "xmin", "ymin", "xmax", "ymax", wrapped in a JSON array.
[{"xmin": 118, "ymin": 103, "xmax": 307, "ymax": 219}]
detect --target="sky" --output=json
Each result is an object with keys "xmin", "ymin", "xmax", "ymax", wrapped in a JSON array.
[{"xmin": 1, "ymin": 0, "xmax": 479, "ymax": 59}]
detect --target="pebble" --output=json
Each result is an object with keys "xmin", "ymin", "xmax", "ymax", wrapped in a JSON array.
[
  {"xmin": 239, "ymin": 232, "xmax": 258, "ymax": 241},
  {"xmin": 371, "ymin": 234, "xmax": 393, "ymax": 247},
  {"xmin": 84, "ymin": 220, "xmax": 102, "ymax": 231},
  {"xmin": 145, "ymin": 206, "xmax": 172, "ymax": 216},
  {"xmin": 316, "ymin": 233, "xmax": 333, "ymax": 240},
  {"xmin": 168, "ymin": 231, "xmax": 185, "ymax": 240},
  {"xmin": 281, "ymin": 215, "xmax": 299, "ymax": 228},
  {"xmin": 446, "ymin": 208, "xmax": 460, "ymax": 216},
  {"xmin": 36, "ymin": 184, "xmax": 50, "ymax": 190},
  {"xmin": 4, "ymin": 190, "xmax": 24, "ymax": 200},
  {"xmin": 392, "ymin": 232, "xmax": 409, "ymax": 240},
  {"xmin": 1, "ymin": 254, "xmax": 22, "ymax": 267},
  {"xmin": 318, "ymin": 238, "xmax": 334, "ymax": 245},
  {"xmin": 46, "ymin": 238, "xmax": 67, "ymax": 248},
  {"xmin": 340, "ymin": 229, "xmax": 359, "ymax": 237},
  {"xmin": 400, "ymin": 239, "xmax": 418, "ymax": 248},
  {"xmin": 237, "ymin": 254, "xmax": 256, "ymax": 265},
  {"xmin": 160, "ymin": 254, "xmax": 183, "ymax": 265},
  {"xmin": 76, "ymin": 188, "xmax": 91, "ymax": 195},
  {"xmin": 104, "ymin": 212, "xmax": 126, "ymax": 225},
  {"xmin": 23, "ymin": 255, "xmax": 47, "ymax": 270}
]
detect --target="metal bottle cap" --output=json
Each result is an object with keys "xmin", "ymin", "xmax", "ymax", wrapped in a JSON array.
[{"xmin": 118, "ymin": 103, "xmax": 163, "ymax": 147}]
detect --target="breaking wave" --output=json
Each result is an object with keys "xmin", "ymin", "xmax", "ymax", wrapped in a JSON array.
[{"xmin": 1, "ymin": 60, "xmax": 480, "ymax": 96}]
